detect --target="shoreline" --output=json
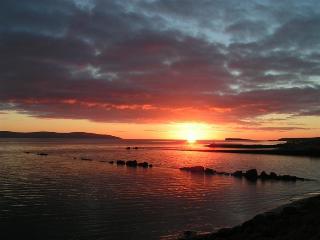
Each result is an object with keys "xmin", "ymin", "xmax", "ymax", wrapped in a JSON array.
[{"xmin": 180, "ymin": 193, "xmax": 320, "ymax": 239}]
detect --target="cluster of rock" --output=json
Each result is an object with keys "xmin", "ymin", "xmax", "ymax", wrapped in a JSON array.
[
  {"xmin": 24, "ymin": 151, "xmax": 49, "ymax": 156},
  {"xmin": 180, "ymin": 166, "xmax": 230, "ymax": 176},
  {"xmin": 232, "ymin": 169, "xmax": 308, "ymax": 181},
  {"xmin": 109, "ymin": 160, "xmax": 153, "ymax": 168},
  {"xmin": 126, "ymin": 147, "xmax": 139, "ymax": 150},
  {"xmin": 179, "ymin": 166, "xmax": 309, "ymax": 182}
]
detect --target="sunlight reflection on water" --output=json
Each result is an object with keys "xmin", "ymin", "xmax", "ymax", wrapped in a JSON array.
[{"xmin": 0, "ymin": 139, "xmax": 319, "ymax": 239}]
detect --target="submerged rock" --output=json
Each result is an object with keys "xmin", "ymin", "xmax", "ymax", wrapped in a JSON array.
[
  {"xmin": 180, "ymin": 166, "xmax": 205, "ymax": 173},
  {"xmin": 116, "ymin": 160, "xmax": 125, "ymax": 165},
  {"xmin": 126, "ymin": 147, "xmax": 131, "ymax": 150},
  {"xmin": 108, "ymin": 161, "xmax": 114, "ymax": 164},
  {"xmin": 81, "ymin": 157, "xmax": 92, "ymax": 161}
]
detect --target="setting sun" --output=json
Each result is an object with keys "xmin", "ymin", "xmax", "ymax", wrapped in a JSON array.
[
  {"xmin": 169, "ymin": 123, "xmax": 212, "ymax": 142},
  {"xmin": 186, "ymin": 129, "xmax": 197, "ymax": 143}
]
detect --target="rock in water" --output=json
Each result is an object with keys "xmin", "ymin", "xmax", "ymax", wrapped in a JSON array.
[
  {"xmin": 126, "ymin": 160, "xmax": 138, "ymax": 167},
  {"xmin": 138, "ymin": 162, "xmax": 149, "ymax": 168},
  {"xmin": 232, "ymin": 170, "xmax": 243, "ymax": 177},
  {"xmin": 116, "ymin": 160, "xmax": 125, "ymax": 165},
  {"xmin": 205, "ymin": 168, "xmax": 216, "ymax": 175},
  {"xmin": 245, "ymin": 169, "xmax": 258, "ymax": 181},
  {"xmin": 260, "ymin": 171, "xmax": 269, "ymax": 180}
]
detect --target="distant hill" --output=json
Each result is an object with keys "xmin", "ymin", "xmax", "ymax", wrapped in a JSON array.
[
  {"xmin": 0, "ymin": 131, "xmax": 121, "ymax": 139},
  {"xmin": 278, "ymin": 137, "xmax": 320, "ymax": 142},
  {"xmin": 225, "ymin": 138, "xmax": 255, "ymax": 141}
]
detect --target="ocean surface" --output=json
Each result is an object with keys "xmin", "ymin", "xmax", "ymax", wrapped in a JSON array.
[{"xmin": 1, "ymin": 139, "xmax": 320, "ymax": 240}]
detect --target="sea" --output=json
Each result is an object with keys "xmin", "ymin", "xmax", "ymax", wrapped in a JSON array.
[{"xmin": 1, "ymin": 138, "xmax": 320, "ymax": 239}]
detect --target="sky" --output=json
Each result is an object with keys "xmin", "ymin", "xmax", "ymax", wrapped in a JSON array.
[{"xmin": 1, "ymin": 0, "xmax": 320, "ymax": 140}]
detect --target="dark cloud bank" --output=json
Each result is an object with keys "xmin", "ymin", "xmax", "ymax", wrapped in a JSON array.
[{"xmin": 1, "ymin": 0, "xmax": 320, "ymax": 126}]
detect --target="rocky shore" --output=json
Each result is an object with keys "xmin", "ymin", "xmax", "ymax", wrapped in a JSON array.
[{"xmin": 179, "ymin": 194, "xmax": 320, "ymax": 240}]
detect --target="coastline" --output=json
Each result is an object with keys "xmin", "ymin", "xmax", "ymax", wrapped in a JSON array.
[
  {"xmin": 183, "ymin": 149, "xmax": 320, "ymax": 157},
  {"xmin": 180, "ymin": 193, "xmax": 320, "ymax": 240}
]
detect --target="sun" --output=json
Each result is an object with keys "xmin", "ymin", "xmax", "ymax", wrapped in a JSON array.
[
  {"xmin": 169, "ymin": 122, "xmax": 211, "ymax": 143},
  {"xmin": 186, "ymin": 129, "xmax": 197, "ymax": 143}
]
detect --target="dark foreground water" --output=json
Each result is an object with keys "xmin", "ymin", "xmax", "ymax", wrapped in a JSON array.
[{"xmin": 1, "ymin": 139, "xmax": 320, "ymax": 239}]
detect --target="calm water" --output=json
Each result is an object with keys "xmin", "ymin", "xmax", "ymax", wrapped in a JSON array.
[{"xmin": 1, "ymin": 139, "xmax": 320, "ymax": 240}]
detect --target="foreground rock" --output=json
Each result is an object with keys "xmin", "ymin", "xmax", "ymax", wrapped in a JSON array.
[
  {"xmin": 180, "ymin": 166, "xmax": 310, "ymax": 182},
  {"xmin": 180, "ymin": 194, "xmax": 320, "ymax": 240}
]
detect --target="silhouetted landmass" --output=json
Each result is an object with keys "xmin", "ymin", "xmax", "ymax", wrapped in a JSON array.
[
  {"xmin": 278, "ymin": 137, "xmax": 320, "ymax": 142},
  {"xmin": 0, "ymin": 131, "xmax": 121, "ymax": 139},
  {"xmin": 181, "ymin": 194, "xmax": 320, "ymax": 240},
  {"xmin": 207, "ymin": 143, "xmax": 275, "ymax": 149},
  {"xmin": 206, "ymin": 137, "xmax": 320, "ymax": 157},
  {"xmin": 225, "ymin": 138, "xmax": 255, "ymax": 141}
]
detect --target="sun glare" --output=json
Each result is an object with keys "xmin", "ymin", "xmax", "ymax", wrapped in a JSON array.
[
  {"xmin": 187, "ymin": 133, "xmax": 197, "ymax": 143},
  {"xmin": 170, "ymin": 122, "xmax": 211, "ymax": 143}
]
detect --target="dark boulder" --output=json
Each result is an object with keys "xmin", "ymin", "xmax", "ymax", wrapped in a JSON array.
[
  {"xmin": 126, "ymin": 160, "xmax": 138, "ymax": 167},
  {"xmin": 188, "ymin": 166, "xmax": 205, "ymax": 173},
  {"xmin": 259, "ymin": 171, "xmax": 269, "ymax": 180},
  {"xmin": 205, "ymin": 168, "xmax": 216, "ymax": 175},
  {"xmin": 232, "ymin": 171, "xmax": 243, "ymax": 177},
  {"xmin": 126, "ymin": 147, "xmax": 131, "ymax": 150},
  {"xmin": 138, "ymin": 162, "xmax": 149, "ymax": 168},
  {"xmin": 117, "ymin": 160, "xmax": 126, "ymax": 165},
  {"xmin": 81, "ymin": 157, "xmax": 92, "ymax": 161},
  {"xmin": 244, "ymin": 169, "xmax": 258, "ymax": 180},
  {"xmin": 269, "ymin": 172, "xmax": 278, "ymax": 179},
  {"xmin": 149, "ymin": 164, "xmax": 153, "ymax": 168},
  {"xmin": 109, "ymin": 161, "xmax": 114, "ymax": 164}
]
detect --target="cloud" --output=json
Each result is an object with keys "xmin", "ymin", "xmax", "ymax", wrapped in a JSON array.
[{"xmin": 1, "ymin": 0, "xmax": 320, "ymax": 127}]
